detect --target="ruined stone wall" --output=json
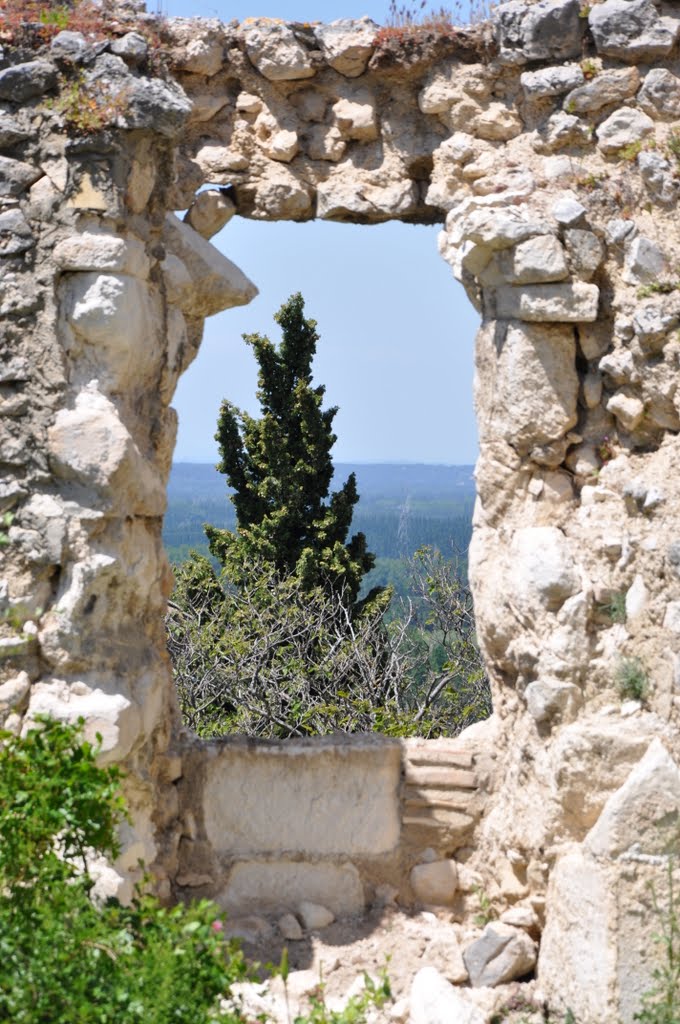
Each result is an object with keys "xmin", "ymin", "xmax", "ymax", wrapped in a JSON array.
[{"xmin": 2, "ymin": 0, "xmax": 680, "ymax": 1019}]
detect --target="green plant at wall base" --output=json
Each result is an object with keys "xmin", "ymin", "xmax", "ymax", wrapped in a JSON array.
[
  {"xmin": 637, "ymin": 280, "xmax": 680, "ymax": 299},
  {"xmin": 580, "ymin": 57, "xmax": 598, "ymax": 77},
  {"xmin": 473, "ymin": 885, "xmax": 495, "ymax": 927},
  {"xmin": 616, "ymin": 655, "xmax": 649, "ymax": 702},
  {"xmin": 617, "ymin": 140, "xmax": 643, "ymax": 162},
  {"xmin": 634, "ymin": 860, "xmax": 680, "ymax": 1024}
]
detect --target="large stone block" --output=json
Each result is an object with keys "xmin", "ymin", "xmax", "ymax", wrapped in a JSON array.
[
  {"xmin": 495, "ymin": 282, "xmax": 599, "ymax": 322},
  {"xmin": 219, "ymin": 861, "xmax": 364, "ymax": 916},
  {"xmin": 203, "ymin": 738, "xmax": 401, "ymax": 857}
]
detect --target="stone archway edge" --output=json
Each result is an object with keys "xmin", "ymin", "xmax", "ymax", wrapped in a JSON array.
[{"xmin": 1, "ymin": 1, "xmax": 680, "ymax": 1019}]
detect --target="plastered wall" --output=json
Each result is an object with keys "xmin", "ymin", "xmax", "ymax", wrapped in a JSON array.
[{"xmin": 2, "ymin": 1, "xmax": 680, "ymax": 1018}]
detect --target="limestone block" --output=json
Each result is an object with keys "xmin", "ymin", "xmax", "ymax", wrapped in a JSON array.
[
  {"xmin": 494, "ymin": 0, "xmax": 586, "ymax": 65},
  {"xmin": 219, "ymin": 861, "xmax": 364, "ymax": 916},
  {"xmin": 242, "ymin": 20, "xmax": 316, "ymax": 81},
  {"xmin": 585, "ymin": 739, "xmax": 680, "ymax": 858},
  {"xmin": 538, "ymin": 848, "xmax": 613, "ymax": 1021},
  {"xmin": 410, "ymin": 967, "xmax": 485, "ymax": 1024},
  {"xmin": 599, "ymin": 349, "xmax": 637, "ymax": 385},
  {"xmin": 563, "ymin": 67, "xmax": 639, "ymax": 114},
  {"xmin": 317, "ymin": 178, "xmax": 417, "ymax": 221},
  {"xmin": 62, "ymin": 272, "xmax": 160, "ymax": 391},
  {"xmin": 51, "ymin": 30, "xmax": 88, "ymax": 63},
  {"xmin": 162, "ymin": 214, "xmax": 257, "ymax": 316},
  {"xmin": 499, "ymin": 235, "xmax": 568, "ymax": 284},
  {"xmin": 637, "ymin": 68, "xmax": 680, "ymax": 120},
  {"xmin": 184, "ymin": 189, "xmax": 235, "ymax": 239},
  {"xmin": 525, "ymin": 679, "xmax": 580, "ymax": 724},
  {"xmin": 123, "ymin": 77, "xmax": 193, "ymax": 139},
  {"xmin": 551, "ymin": 195, "xmax": 586, "ymax": 225},
  {"xmin": 0, "ymin": 208, "xmax": 34, "ymax": 256},
  {"xmin": 262, "ymin": 128, "xmax": 299, "ymax": 162},
  {"xmin": 534, "ymin": 111, "xmax": 591, "ymax": 153},
  {"xmin": 53, "ymin": 232, "xmax": 149, "ymax": 278},
  {"xmin": 25, "ymin": 679, "xmax": 141, "ymax": 764},
  {"xmin": 175, "ymin": 36, "xmax": 223, "ymax": 76},
  {"xmin": 595, "ymin": 107, "xmax": 654, "ymax": 155},
  {"xmin": 495, "ymin": 282, "xmax": 599, "ymax": 322},
  {"xmin": 633, "ymin": 301, "xmax": 677, "ymax": 347},
  {"xmin": 0, "ymin": 671, "xmax": 30, "ymax": 713},
  {"xmin": 0, "ymin": 113, "xmax": 29, "ymax": 147},
  {"xmin": 589, "ymin": 0, "xmax": 680, "ymax": 62},
  {"xmin": 332, "ymin": 95, "xmax": 378, "ymax": 142},
  {"xmin": 474, "ymin": 103, "xmax": 522, "ymax": 141},
  {"xmin": 512, "ymin": 526, "xmax": 579, "ymax": 611},
  {"xmin": 0, "ymin": 155, "xmax": 42, "ymax": 197},
  {"xmin": 624, "ymin": 574, "xmax": 648, "ymax": 622},
  {"xmin": 607, "ymin": 393, "xmax": 645, "ymax": 432},
  {"xmin": 410, "ymin": 859, "xmax": 458, "ymax": 906},
  {"xmin": 521, "ymin": 64, "xmax": 584, "ymax": 98},
  {"xmin": 305, "ymin": 124, "xmax": 346, "ymax": 162},
  {"xmin": 622, "ymin": 236, "xmax": 668, "ymax": 286},
  {"xmin": 202, "ymin": 739, "xmax": 401, "ymax": 856},
  {"xmin": 451, "ymin": 206, "xmax": 550, "ymax": 251},
  {"xmin": 48, "ymin": 385, "xmax": 166, "ymax": 515},
  {"xmin": 109, "ymin": 32, "xmax": 148, "ymax": 66},
  {"xmin": 563, "ymin": 229, "xmax": 605, "ymax": 280},
  {"xmin": 638, "ymin": 151, "xmax": 678, "ymax": 206},
  {"xmin": 463, "ymin": 922, "xmax": 537, "ymax": 987},
  {"xmin": 477, "ymin": 321, "xmax": 578, "ymax": 452},
  {"xmin": 298, "ymin": 901, "xmax": 334, "ymax": 930},
  {"xmin": 0, "ymin": 60, "xmax": 57, "ymax": 101},
  {"xmin": 278, "ymin": 913, "xmax": 303, "ymax": 940},
  {"xmin": 315, "ymin": 18, "xmax": 377, "ymax": 77}
]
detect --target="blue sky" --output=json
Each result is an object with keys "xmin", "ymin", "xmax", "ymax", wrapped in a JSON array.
[{"xmin": 167, "ymin": 0, "xmax": 481, "ymax": 465}]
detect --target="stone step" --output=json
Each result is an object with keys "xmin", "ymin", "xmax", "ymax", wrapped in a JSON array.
[
  {"xmin": 403, "ymin": 788, "xmax": 475, "ymax": 813},
  {"xmin": 404, "ymin": 747, "xmax": 473, "ymax": 769},
  {"xmin": 403, "ymin": 765, "xmax": 477, "ymax": 789},
  {"xmin": 402, "ymin": 809, "xmax": 475, "ymax": 833}
]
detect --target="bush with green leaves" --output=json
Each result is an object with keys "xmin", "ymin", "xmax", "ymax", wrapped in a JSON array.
[
  {"xmin": 168, "ymin": 546, "xmax": 490, "ymax": 740},
  {"xmin": 0, "ymin": 717, "xmax": 249, "ymax": 1024}
]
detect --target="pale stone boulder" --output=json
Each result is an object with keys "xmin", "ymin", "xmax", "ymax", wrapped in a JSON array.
[
  {"xmin": 476, "ymin": 321, "xmax": 578, "ymax": 452},
  {"xmin": 589, "ymin": 0, "xmax": 680, "ymax": 62},
  {"xmin": 494, "ymin": 0, "xmax": 586, "ymax": 65},
  {"xmin": 637, "ymin": 68, "xmax": 680, "ymax": 120},
  {"xmin": 585, "ymin": 739, "xmax": 680, "ymax": 859},
  {"xmin": 0, "ymin": 671, "xmax": 30, "ymax": 714},
  {"xmin": 332, "ymin": 95, "xmax": 378, "ymax": 142},
  {"xmin": 162, "ymin": 214, "xmax": 257, "ymax": 317},
  {"xmin": 495, "ymin": 282, "xmax": 599, "ymax": 322},
  {"xmin": 278, "ymin": 913, "xmax": 303, "ymax": 940},
  {"xmin": 219, "ymin": 861, "xmax": 364, "ymax": 917},
  {"xmin": 564, "ymin": 229, "xmax": 605, "ymax": 280},
  {"xmin": 315, "ymin": 19, "xmax": 377, "ymax": 77},
  {"xmin": 525, "ymin": 678, "xmax": 580, "ymax": 725},
  {"xmin": 0, "ymin": 208, "xmax": 34, "ymax": 255},
  {"xmin": 305, "ymin": 125, "xmax": 346, "ymax": 162},
  {"xmin": 410, "ymin": 966, "xmax": 485, "ymax": 1024},
  {"xmin": 184, "ymin": 189, "xmax": 235, "ymax": 239},
  {"xmin": 317, "ymin": 177, "xmax": 417, "ymax": 221},
  {"xmin": 48, "ymin": 385, "xmax": 166, "ymax": 515},
  {"xmin": 606, "ymin": 393, "xmax": 645, "ymax": 432},
  {"xmin": 53, "ymin": 232, "xmax": 150, "ymax": 278},
  {"xmin": 622, "ymin": 236, "xmax": 668, "ymax": 285},
  {"xmin": 242, "ymin": 20, "xmax": 316, "ymax": 81},
  {"xmin": 595, "ymin": 106, "xmax": 654, "ymax": 155},
  {"xmin": 410, "ymin": 859, "xmax": 458, "ymax": 906},
  {"xmin": 298, "ymin": 900, "xmax": 335, "ymax": 930},
  {"xmin": 463, "ymin": 922, "xmax": 537, "ymax": 987},
  {"xmin": 563, "ymin": 67, "xmax": 639, "ymax": 113},
  {"xmin": 175, "ymin": 36, "xmax": 223, "ymax": 76},
  {"xmin": 512, "ymin": 526, "xmax": 579, "ymax": 612},
  {"xmin": 521, "ymin": 64, "xmax": 583, "ymax": 98},
  {"xmin": 499, "ymin": 235, "xmax": 568, "ymax": 284},
  {"xmin": 261, "ymin": 128, "xmax": 299, "ymax": 162}
]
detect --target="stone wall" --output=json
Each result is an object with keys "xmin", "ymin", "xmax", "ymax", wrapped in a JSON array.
[{"xmin": 2, "ymin": 0, "xmax": 680, "ymax": 1018}]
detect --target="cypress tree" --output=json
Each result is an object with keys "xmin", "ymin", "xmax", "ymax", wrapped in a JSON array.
[{"xmin": 205, "ymin": 293, "xmax": 377, "ymax": 610}]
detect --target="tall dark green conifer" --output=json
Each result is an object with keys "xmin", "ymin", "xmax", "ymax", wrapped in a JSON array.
[{"xmin": 205, "ymin": 293, "xmax": 376, "ymax": 610}]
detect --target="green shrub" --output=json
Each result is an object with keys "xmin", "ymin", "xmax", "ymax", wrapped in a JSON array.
[
  {"xmin": 0, "ymin": 717, "xmax": 248, "ymax": 1024},
  {"xmin": 616, "ymin": 656, "xmax": 649, "ymax": 702}
]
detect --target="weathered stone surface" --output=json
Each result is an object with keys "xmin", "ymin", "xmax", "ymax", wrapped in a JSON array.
[
  {"xmin": 564, "ymin": 229, "xmax": 605, "ymax": 280},
  {"xmin": 0, "ymin": 156, "xmax": 42, "ymax": 197},
  {"xmin": 110, "ymin": 32, "xmax": 148, "ymax": 65},
  {"xmin": 50, "ymin": 31, "xmax": 89, "ymax": 64},
  {"xmin": 637, "ymin": 68, "xmax": 680, "ymax": 120},
  {"xmin": 410, "ymin": 967, "xmax": 485, "ymax": 1024},
  {"xmin": 525, "ymin": 679, "xmax": 580, "ymax": 724},
  {"xmin": 607, "ymin": 393, "xmax": 645, "ymax": 431},
  {"xmin": 499, "ymin": 235, "xmax": 568, "ymax": 284},
  {"xmin": 297, "ymin": 900, "xmax": 335, "ymax": 930},
  {"xmin": 219, "ymin": 861, "xmax": 364, "ymax": 916},
  {"xmin": 410, "ymin": 860, "xmax": 458, "ymax": 906},
  {"xmin": 0, "ymin": 208, "xmax": 35, "ymax": 256},
  {"xmin": 463, "ymin": 922, "xmax": 537, "ymax": 987},
  {"xmin": 564, "ymin": 67, "xmax": 640, "ymax": 114},
  {"xmin": 495, "ymin": 282, "xmax": 599, "ymax": 322},
  {"xmin": 0, "ymin": 60, "xmax": 57, "ymax": 101},
  {"xmin": 315, "ymin": 19, "xmax": 376, "ymax": 77},
  {"xmin": 162, "ymin": 214, "xmax": 257, "ymax": 317},
  {"xmin": 589, "ymin": 0, "xmax": 680, "ymax": 63},
  {"xmin": 512, "ymin": 526, "xmax": 579, "ymax": 611},
  {"xmin": 586, "ymin": 739, "xmax": 680, "ymax": 858},
  {"xmin": 494, "ymin": 0, "xmax": 586, "ymax": 65},
  {"xmin": 184, "ymin": 189, "xmax": 235, "ymax": 239},
  {"xmin": 595, "ymin": 106, "xmax": 655, "ymax": 154},
  {"xmin": 242, "ymin": 20, "xmax": 316, "ymax": 81},
  {"xmin": 53, "ymin": 232, "xmax": 149, "ymax": 277},
  {"xmin": 202, "ymin": 738, "xmax": 401, "ymax": 857},
  {"xmin": 278, "ymin": 913, "xmax": 304, "ymax": 940},
  {"xmin": 174, "ymin": 36, "xmax": 223, "ymax": 76},
  {"xmin": 638, "ymin": 151, "xmax": 678, "ymax": 205},
  {"xmin": 521, "ymin": 64, "xmax": 583, "ymax": 97},
  {"xmin": 622, "ymin": 236, "xmax": 668, "ymax": 285}
]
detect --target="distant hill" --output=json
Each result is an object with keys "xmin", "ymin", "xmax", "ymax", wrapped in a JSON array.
[
  {"xmin": 164, "ymin": 462, "xmax": 477, "ymax": 578},
  {"xmin": 167, "ymin": 461, "xmax": 476, "ymax": 504}
]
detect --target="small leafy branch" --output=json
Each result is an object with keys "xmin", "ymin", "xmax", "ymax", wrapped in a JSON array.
[{"xmin": 635, "ymin": 860, "xmax": 680, "ymax": 1024}]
